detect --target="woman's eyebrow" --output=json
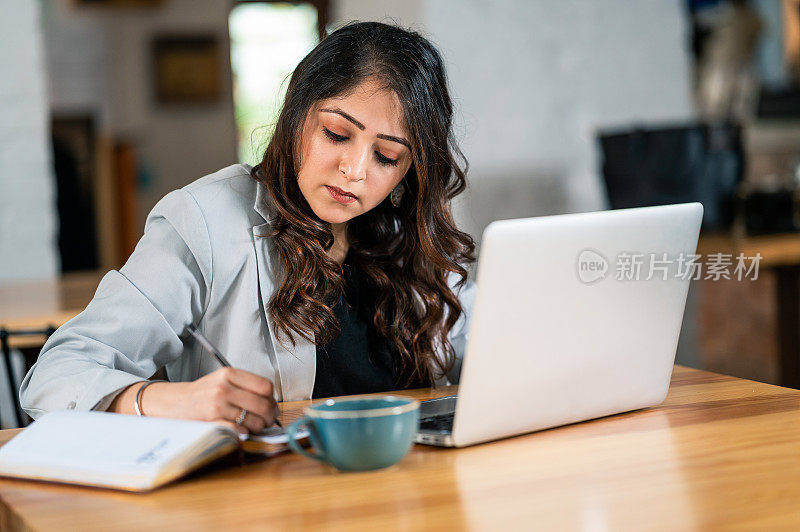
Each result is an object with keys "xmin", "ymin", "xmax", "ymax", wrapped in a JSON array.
[{"xmin": 320, "ymin": 107, "xmax": 411, "ymax": 149}]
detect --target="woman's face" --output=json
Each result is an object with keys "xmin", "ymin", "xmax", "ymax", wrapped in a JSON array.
[{"xmin": 296, "ymin": 78, "xmax": 413, "ymax": 225}]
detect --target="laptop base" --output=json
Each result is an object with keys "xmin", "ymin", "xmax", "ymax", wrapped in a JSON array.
[{"xmin": 415, "ymin": 396, "xmax": 457, "ymax": 447}]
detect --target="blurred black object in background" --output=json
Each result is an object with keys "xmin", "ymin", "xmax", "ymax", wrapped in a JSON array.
[
  {"xmin": 737, "ymin": 159, "xmax": 800, "ymax": 235},
  {"xmin": 599, "ymin": 123, "xmax": 744, "ymax": 231},
  {"xmin": 739, "ymin": 188, "xmax": 800, "ymax": 234},
  {"xmin": 51, "ymin": 116, "xmax": 100, "ymax": 273},
  {"xmin": 757, "ymin": 89, "xmax": 800, "ymax": 120}
]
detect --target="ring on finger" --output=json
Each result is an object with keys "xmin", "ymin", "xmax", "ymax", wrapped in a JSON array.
[{"xmin": 235, "ymin": 408, "xmax": 248, "ymax": 425}]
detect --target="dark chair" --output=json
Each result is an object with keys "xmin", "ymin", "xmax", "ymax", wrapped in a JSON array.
[{"xmin": 1, "ymin": 326, "xmax": 56, "ymax": 428}]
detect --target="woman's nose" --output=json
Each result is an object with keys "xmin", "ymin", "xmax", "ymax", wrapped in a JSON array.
[{"xmin": 339, "ymin": 148, "xmax": 368, "ymax": 182}]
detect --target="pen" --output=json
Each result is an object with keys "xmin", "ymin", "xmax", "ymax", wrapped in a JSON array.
[{"xmin": 187, "ymin": 324, "xmax": 283, "ymax": 428}]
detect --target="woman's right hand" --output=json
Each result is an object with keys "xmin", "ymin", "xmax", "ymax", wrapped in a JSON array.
[{"xmin": 108, "ymin": 368, "xmax": 279, "ymax": 435}]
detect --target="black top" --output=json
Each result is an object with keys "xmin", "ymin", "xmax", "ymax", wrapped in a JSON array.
[{"xmin": 312, "ymin": 253, "xmax": 424, "ymax": 399}]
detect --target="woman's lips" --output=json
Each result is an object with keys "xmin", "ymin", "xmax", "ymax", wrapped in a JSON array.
[{"xmin": 325, "ymin": 185, "xmax": 358, "ymax": 204}]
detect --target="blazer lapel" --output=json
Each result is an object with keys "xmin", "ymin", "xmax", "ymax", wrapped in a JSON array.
[{"xmin": 252, "ymin": 183, "xmax": 316, "ymax": 401}]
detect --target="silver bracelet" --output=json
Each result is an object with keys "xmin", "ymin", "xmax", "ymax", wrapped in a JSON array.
[{"xmin": 134, "ymin": 380, "xmax": 166, "ymax": 417}]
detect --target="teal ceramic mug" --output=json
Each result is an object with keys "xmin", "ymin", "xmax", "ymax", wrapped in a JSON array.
[{"xmin": 286, "ymin": 395, "xmax": 420, "ymax": 471}]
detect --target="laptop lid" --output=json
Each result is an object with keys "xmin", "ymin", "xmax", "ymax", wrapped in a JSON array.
[{"xmin": 451, "ymin": 203, "xmax": 703, "ymax": 447}]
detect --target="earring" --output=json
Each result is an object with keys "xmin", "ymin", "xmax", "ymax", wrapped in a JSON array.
[{"xmin": 390, "ymin": 183, "xmax": 405, "ymax": 207}]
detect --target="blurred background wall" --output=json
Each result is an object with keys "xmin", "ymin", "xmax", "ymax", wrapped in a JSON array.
[
  {"xmin": 41, "ymin": 0, "xmax": 239, "ymax": 259},
  {"xmin": 424, "ymin": 0, "xmax": 693, "ymax": 239},
  {"xmin": 0, "ymin": 1, "xmax": 59, "ymax": 283}
]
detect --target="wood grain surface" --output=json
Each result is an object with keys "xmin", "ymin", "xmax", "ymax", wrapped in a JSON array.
[
  {"xmin": 1, "ymin": 366, "xmax": 799, "ymax": 530},
  {"xmin": 698, "ymin": 232, "xmax": 800, "ymax": 268},
  {"xmin": 0, "ymin": 271, "xmax": 101, "ymax": 349}
]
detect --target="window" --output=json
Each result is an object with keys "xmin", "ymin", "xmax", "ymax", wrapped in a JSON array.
[{"xmin": 229, "ymin": 2, "xmax": 323, "ymax": 164}]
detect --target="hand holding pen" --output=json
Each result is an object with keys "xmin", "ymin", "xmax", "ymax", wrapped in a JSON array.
[{"xmin": 182, "ymin": 324, "xmax": 282, "ymax": 432}]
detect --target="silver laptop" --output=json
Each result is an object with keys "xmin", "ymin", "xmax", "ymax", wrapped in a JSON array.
[{"xmin": 416, "ymin": 203, "xmax": 703, "ymax": 447}]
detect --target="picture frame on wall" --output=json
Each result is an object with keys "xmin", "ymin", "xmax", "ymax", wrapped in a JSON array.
[{"xmin": 153, "ymin": 35, "xmax": 222, "ymax": 105}]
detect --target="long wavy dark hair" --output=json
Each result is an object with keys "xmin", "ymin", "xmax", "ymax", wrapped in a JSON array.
[{"xmin": 251, "ymin": 21, "xmax": 475, "ymax": 385}]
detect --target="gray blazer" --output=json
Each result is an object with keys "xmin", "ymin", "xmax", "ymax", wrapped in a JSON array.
[{"xmin": 20, "ymin": 164, "xmax": 475, "ymax": 418}]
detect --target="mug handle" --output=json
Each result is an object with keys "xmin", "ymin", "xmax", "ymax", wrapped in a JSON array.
[{"xmin": 287, "ymin": 417, "xmax": 328, "ymax": 464}]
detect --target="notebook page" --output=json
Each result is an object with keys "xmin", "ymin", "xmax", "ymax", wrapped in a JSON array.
[{"xmin": 0, "ymin": 411, "xmax": 236, "ymax": 486}]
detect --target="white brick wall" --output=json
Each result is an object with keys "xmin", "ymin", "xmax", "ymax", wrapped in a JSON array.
[{"xmin": 0, "ymin": 0, "xmax": 58, "ymax": 283}]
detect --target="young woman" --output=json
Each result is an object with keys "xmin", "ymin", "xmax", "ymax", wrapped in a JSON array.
[{"xmin": 20, "ymin": 21, "xmax": 476, "ymax": 434}]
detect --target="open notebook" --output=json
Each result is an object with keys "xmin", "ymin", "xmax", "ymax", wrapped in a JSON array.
[{"xmin": 0, "ymin": 411, "xmax": 306, "ymax": 492}]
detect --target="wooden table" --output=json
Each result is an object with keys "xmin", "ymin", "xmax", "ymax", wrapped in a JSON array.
[
  {"xmin": 698, "ymin": 233, "xmax": 800, "ymax": 388},
  {"xmin": 1, "ymin": 366, "xmax": 799, "ymax": 530},
  {"xmin": 0, "ymin": 271, "xmax": 101, "ymax": 349},
  {"xmin": 0, "ymin": 272, "xmax": 102, "ymax": 427}
]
